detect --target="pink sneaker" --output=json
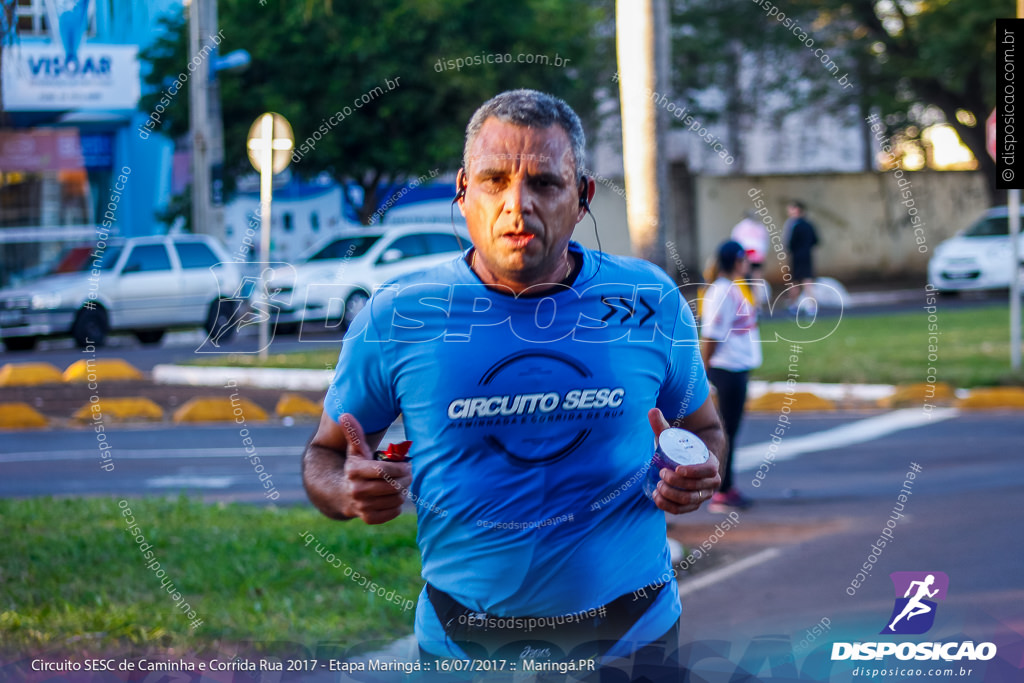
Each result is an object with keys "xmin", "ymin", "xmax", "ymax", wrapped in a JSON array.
[{"xmin": 708, "ymin": 488, "xmax": 753, "ymax": 513}]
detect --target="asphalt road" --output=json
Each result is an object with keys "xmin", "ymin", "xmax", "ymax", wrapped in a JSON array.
[
  {"xmin": 672, "ymin": 411, "xmax": 1024, "ymax": 683},
  {"xmin": 2, "ymin": 411, "xmax": 1021, "ymax": 683}
]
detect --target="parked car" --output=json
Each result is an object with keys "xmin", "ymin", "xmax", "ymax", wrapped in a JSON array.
[
  {"xmin": 929, "ymin": 206, "xmax": 1024, "ymax": 295},
  {"xmin": 258, "ymin": 224, "xmax": 469, "ymax": 330},
  {"xmin": 0, "ymin": 234, "xmax": 242, "ymax": 351}
]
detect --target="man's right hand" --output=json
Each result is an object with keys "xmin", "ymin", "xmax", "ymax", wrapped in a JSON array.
[{"xmin": 337, "ymin": 413, "xmax": 411, "ymax": 524}]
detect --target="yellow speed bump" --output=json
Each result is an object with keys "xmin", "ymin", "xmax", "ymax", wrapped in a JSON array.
[
  {"xmin": 879, "ymin": 382, "xmax": 956, "ymax": 408},
  {"xmin": 173, "ymin": 396, "xmax": 268, "ymax": 423},
  {"xmin": 747, "ymin": 391, "xmax": 836, "ymax": 412},
  {"xmin": 275, "ymin": 393, "xmax": 322, "ymax": 420},
  {"xmin": 957, "ymin": 387, "xmax": 1024, "ymax": 410},
  {"xmin": 0, "ymin": 362, "xmax": 64, "ymax": 387},
  {"xmin": 0, "ymin": 402, "xmax": 48, "ymax": 429},
  {"xmin": 73, "ymin": 397, "xmax": 164, "ymax": 422},
  {"xmin": 63, "ymin": 358, "xmax": 143, "ymax": 383}
]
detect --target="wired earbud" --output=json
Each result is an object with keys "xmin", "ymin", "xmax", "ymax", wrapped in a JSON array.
[
  {"xmin": 578, "ymin": 175, "xmax": 591, "ymax": 212},
  {"xmin": 451, "ymin": 170, "xmax": 468, "ymax": 253},
  {"xmin": 453, "ymin": 168, "xmax": 467, "ymax": 204},
  {"xmin": 575, "ymin": 174, "xmax": 603, "ymax": 282}
]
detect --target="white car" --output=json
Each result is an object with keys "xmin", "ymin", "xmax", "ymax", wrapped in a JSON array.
[
  {"xmin": 928, "ymin": 206, "xmax": 1024, "ymax": 294},
  {"xmin": 0, "ymin": 234, "xmax": 242, "ymax": 351},
  {"xmin": 261, "ymin": 224, "xmax": 469, "ymax": 330}
]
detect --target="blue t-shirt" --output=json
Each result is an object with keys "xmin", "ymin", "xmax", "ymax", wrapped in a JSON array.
[{"xmin": 325, "ymin": 241, "xmax": 710, "ymax": 659}]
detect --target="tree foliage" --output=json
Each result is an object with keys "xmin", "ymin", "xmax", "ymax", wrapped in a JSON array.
[
  {"xmin": 140, "ymin": 0, "xmax": 613, "ymax": 223},
  {"xmin": 671, "ymin": 0, "xmax": 1003, "ymax": 201}
]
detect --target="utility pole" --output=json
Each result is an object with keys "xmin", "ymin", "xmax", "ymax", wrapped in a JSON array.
[
  {"xmin": 188, "ymin": 0, "xmax": 225, "ymax": 240},
  {"xmin": 1012, "ymin": 1, "xmax": 1024, "ymax": 371},
  {"xmin": 616, "ymin": 0, "xmax": 670, "ymax": 269}
]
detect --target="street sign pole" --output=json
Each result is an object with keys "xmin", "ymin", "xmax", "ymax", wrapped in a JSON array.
[
  {"xmin": 247, "ymin": 113, "xmax": 294, "ymax": 360},
  {"xmin": 258, "ymin": 114, "xmax": 274, "ymax": 360},
  {"xmin": 1011, "ymin": 192, "xmax": 1021, "ymax": 371},
  {"xmin": 1012, "ymin": 5, "xmax": 1023, "ymax": 371},
  {"xmin": 989, "ymin": 105, "xmax": 1021, "ymax": 371}
]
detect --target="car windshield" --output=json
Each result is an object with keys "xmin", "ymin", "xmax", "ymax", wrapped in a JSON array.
[
  {"xmin": 308, "ymin": 235, "xmax": 381, "ymax": 261},
  {"xmin": 51, "ymin": 244, "xmax": 124, "ymax": 273},
  {"xmin": 964, "ymin": 217, "xmax": 1013, "ymax": 237}
]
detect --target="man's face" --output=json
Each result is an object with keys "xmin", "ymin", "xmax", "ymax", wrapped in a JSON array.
[
  {"xmin": 787, "ymin": 204, "xmax": 801, "ymax": 219},
  {"xmin": 458, "ymin": 118, "xmax": 585, "ymax": 286}
]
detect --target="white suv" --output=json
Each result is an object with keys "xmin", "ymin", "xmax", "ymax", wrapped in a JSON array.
[{"xmin": 0, "ymin": 234, "xmax": 242, "ymax": 350}]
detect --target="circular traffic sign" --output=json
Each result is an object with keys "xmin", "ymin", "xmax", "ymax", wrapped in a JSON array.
[{"xmin": 247, "ymin": 112, "xmax": 294, "ymax": 175}]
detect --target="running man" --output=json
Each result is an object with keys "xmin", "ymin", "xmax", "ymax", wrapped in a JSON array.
[
  {"xmin": 303, "ymin": 89, "xmax": 725, "ymax": 681},
  {"xmin": 889, "ymin": 574, "xmax": 939, "ymax": 631}
]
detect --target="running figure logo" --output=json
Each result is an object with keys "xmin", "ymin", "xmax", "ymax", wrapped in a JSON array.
[{"xmin": 881, "ymin": 571, "xmax": 949, "ymax": 635}]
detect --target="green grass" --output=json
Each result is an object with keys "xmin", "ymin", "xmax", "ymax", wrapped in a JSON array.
[
  {"xmin": 0, "ymin": 497, "xmax": 420, "ymax": 656},
  {"xmin": 190, "ymin": 306, "xmax": 1024, "ymax": 388},
  {"xmin": 190, "ymin": 350, "xmax": 339, "ymax": 370},
  {"xmin": 756, "ymin": 304, "xmax": 1024, "ymax": 387}
]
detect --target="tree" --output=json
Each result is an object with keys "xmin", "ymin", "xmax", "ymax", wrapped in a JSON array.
[
  {"xmin": 837, "ymin": 0, "xmax": 1001, "ymax": 202},
  {"xmin": 670, "ymin": 0, "xmax": 839, "ymax": 173},
  {"xmin": 140, "ymin": 0, "xmax": 613, "ymax": 224},
  {"xmin": 669, "ymin": 0, "xmax": 1003, "ymax": 203}
]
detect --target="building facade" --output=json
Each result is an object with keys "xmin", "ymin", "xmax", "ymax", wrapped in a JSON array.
[{"xmin": 0, "ymin": 0, "xmax": 181, "ymax": 286}]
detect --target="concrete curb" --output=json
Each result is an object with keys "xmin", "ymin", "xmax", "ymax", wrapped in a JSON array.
[
  {"xmin": 877, "ymin": 382, "xmax": 957, "ymax": 409},
  {"xmin": 173, "ymin": 396, "xmax": 269, "ymax": 423},
  {"xmin": 957, "ymin": 387, "xmax": 1024, "ymax": 409},
  {"xmin": 153, "ymin": 364, "xmax": 333, "ymax": 391},
  {"xmin": 155, "ymin": 366, "xmax": 1024, "ymax": 412},
  {"xmin": 64, "ymin": 358, "xmax": 143, "ymax": 382},
  {"xmin": 73, "ymin": 397, "xmax": 164, "ymax": 422},
  {"xmin": 0, "ymin": 402, "xmax": 48, "ymax": 429},
  {"xmin": 747, "ymin": 380, "xmax": 897, "ymax": 403},
  {"xmin": 2, "ymin": 361, "xmax": 1019, "ymax": 430},
  {"xmin": 275, "ymin": 393, "xmax": 323, "ymax": 420},
  {"xmin": 0, "ymin": 359, "xmax": 144, "ymax": 386},
  {"xmin": 748, "ymin": 392, "xmax": 836, "ymax": 412},
  {"xmin": 0, "ymin": 362, "xmax": 64, "ymax": 386}
]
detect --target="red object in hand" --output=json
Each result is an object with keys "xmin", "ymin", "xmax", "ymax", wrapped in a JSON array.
[{"xmin": 374, "ymin": 441, "xmax": 413, "ymax": 462}]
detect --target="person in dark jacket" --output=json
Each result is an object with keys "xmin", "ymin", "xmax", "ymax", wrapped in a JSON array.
[{"xmin": 785, "ymin": 200, "xmax": 819, "ymax": 311}]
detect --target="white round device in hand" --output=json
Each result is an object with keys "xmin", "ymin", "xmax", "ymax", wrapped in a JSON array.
[{"xmin": 642, "ymin": 428, "xmax": 710, "ymax": 501}]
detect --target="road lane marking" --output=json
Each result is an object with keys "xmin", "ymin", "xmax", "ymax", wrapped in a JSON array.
[
  {"xmin": 0, "ymin": 447, "xmax": 303, "ymax": 464},
  {"xmin": 677, "ymin": 547, "xmax": 783, "ymax": 598},
  {"xmin": 734, "ymin": 408, "xmax": 959, "ymax": 472},
  {"xmin": 146, "ymin": 476, "xmax": 237, "ymax": 489}
]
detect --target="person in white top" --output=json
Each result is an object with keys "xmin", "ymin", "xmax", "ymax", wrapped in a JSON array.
[{"xmin": 700, "ymin": 240, "xmax": 762, "ymax": 511}]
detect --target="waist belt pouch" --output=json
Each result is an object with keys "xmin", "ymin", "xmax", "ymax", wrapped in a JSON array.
[{"xmin": 426, "ymin": 582, "xmax": 666, "ymax": 661}]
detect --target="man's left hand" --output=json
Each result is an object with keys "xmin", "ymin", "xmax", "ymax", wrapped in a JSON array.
[{"xmin": 647, "ymin": 408, "xmax": 722, "ymax": 514}]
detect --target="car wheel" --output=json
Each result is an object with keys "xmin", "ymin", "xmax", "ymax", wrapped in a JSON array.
[
  {"xmin": 273, "ymin": 321, "xmax": 299, "ymax": 336},
  {"xmin": 134, "ymin": 330, "xmax": 166, "ymax": 345},
  {"xmin": 343, "ymin": 290, "xmax": 369, "ymax": 327},
  {"xmin": 72, "ymin": 307, "xmax": 109, "ymax": 348},
  {"xmin": 205, "ymin": 299, "xmax": 239, "ymax": 345},
  {"xmin": 2, "ymin": 336, "xmax": 38, "ymax": 352}
]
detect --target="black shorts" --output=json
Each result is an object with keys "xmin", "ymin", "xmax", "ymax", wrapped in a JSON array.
[{"xmin": 791, "ymin": 256, "xmax": 814, "ymax": 281}]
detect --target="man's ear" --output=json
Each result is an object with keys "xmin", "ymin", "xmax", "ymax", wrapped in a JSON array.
[{"xmin": 455, "ymin": 168, "xmax": 467, "ymax": 201}]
